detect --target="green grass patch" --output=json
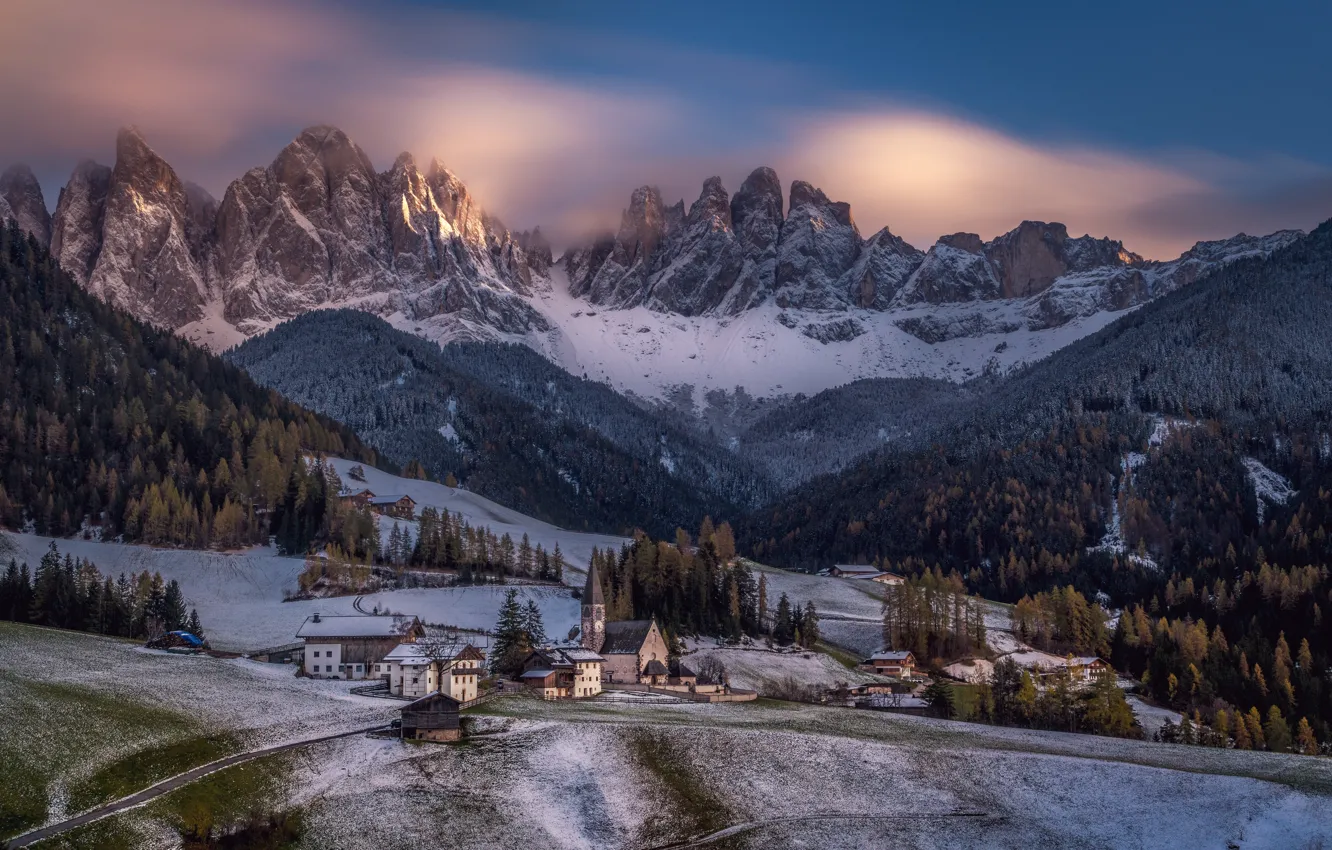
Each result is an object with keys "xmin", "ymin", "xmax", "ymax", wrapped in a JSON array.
[
  {"xmin": 628, "ymin": 728, "xmax": 732, "ymax": 844},
  {"xmin": 815, "ymin": 640, "xmax": 865, "ymax": 671},
  {"xmin": 0, "ymin": 625, "xmax": 241, "ymax": 840},
  {"xmin": 69, "ymin": 733, "xmax": 238, "ymax": 813}
]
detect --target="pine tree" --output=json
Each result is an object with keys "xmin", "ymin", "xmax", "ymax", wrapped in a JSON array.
[
  {"xmin": 490, "ymin": 590, "xmax": 527, "ymax": 675},
  {"xmin": 801, "ymin": 601, "xmax": 820, "ymax": 648},
  {"xmin": 773, "ymin": 594, "xmax": 793, "ymax": 646},
  {"xmin": 522, "ymin": 600, "xmax": 547, "ymax": 647},
  {"xmin": 1263, "ymin": 706, "xmax": 1292, "ymax": 753}
]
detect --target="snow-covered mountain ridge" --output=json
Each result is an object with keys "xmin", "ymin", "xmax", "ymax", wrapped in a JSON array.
[{"xmin": 1, "ymin": 125, "xmax": 1304, "ymax": 402}]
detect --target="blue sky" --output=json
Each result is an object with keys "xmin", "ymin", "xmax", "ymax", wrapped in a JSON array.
[
  {"xmin": 423, "ymin": 0, "xmax": 1331, "ymax": 163},
  {"xmin": 4, "ymin": 0, "xmax": 1329, "ymax": 256}
]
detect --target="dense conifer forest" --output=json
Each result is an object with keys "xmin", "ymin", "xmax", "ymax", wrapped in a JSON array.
[
  {"xmin": 228, "ymin": 310, "xmax": 772, "ymax": 537},
  {"xmin": 0, "ymin": 223, "xmax": 380, "ymax": 549}
]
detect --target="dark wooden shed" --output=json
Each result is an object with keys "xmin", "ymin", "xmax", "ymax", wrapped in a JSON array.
[{"xmin": 400, "ymin": 691, "xmax": 462, "ymax": 742}]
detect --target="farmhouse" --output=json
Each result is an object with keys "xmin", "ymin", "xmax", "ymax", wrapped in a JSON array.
[
  {"xmin": 399, "ymin": 691, "xmax": 461, "ymax": 742},
  {"xmin": 338, "ymin": 488, "xmax": 375, "ymax": 509},
  {"xmin": 519, "ymin": 646, "xmax": 605, "ymax": 698},
  {"xmin": 381, "ymin": 641, "xmax": 486, "ymax": 701},
  {"xmin": 367, "ymin": 494, "xmax": 416, "ymax": 519},
  {"xmin": 830, "ymin": 564, "xmax": 882, "ymax": 579},
  {"xmin": 297, "ymin": 613, "xmax": 423, "ymax": 680},
  {"xmin": 863, "ymin": 650, "xmax": 917, "ymax": 678},
  {"xmin": 871, "ymin": 572, "xmax": 906, "ymax": 586},
  {"xmin": 1066, "ymin": 656, "xmax": 1114, "ymax": 684},
  {"xmin": 580, "ymin": 557, "xmax": 670, "ymax": 684}
]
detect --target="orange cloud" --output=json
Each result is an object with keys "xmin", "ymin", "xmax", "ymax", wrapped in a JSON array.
[{"xmin": 1, "ymin": 0, "xmax": 1324, "ymax": 258}]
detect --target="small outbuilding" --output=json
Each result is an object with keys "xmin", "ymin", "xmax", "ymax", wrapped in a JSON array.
[
  {"xmin": 367, "ymin": 494, "xmax": 417, "ymax": 519},
  {"xmin": 400, "ymin": 691, "xmax": 462, "ymax": 742}
]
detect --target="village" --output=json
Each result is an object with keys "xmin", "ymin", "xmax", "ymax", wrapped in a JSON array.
[{"xmin": 269, "ymin": 511, "xmax": 1128, "ymax": 744}]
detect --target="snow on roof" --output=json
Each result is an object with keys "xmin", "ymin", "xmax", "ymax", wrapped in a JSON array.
[
  {"xmin": 402, "ymin": 690, "xmax": 460, "ymax": 710},
  {"xmin": 297, "ymin": 614, "xmax": 409, "ymax": 639},
  {"xmin": 558, "ymin": 648, "xmax": 604, "ymax": 663},
  {"xmin": 833, "ymin": 564, "xmax": 881, "ymax": 574},
  {"xmin": 367, "ymin": 494, "xmax": 413, "ymax": 505},
  {"xmin": 338, "ymin": 488, "xmax": 374, "ymax": 498}
]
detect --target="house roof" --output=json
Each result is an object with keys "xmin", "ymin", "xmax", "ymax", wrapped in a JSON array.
[
  {"xmin": 338, "ymin": 489, "xmax": 374, "ymax": 499},
  {"xmin": 383, "ymin": 640, "xmax": 482, "ymax": 666},
  {"xmin": 298, "ymin": 614, "xmax": 411, "ymax": 639},
  {"xmin": 833, "ymin": 564, "xmax": 881, "ymax": 575},
  {"xmin": 601, "ymin": 620, "xmax": 654, "ymax": 654},
  {"xmin": 367, "ymin": 494, "xmax": 413, "ymax": 505},
  {"xmin": 643, "ymin": 659, "xmax": 670, "ymax": 676},
  {"xmin": 521, "ymin": 669, "xmax": 555, "ymax": 678},
  {"xmin": 402, "ymin": 690, "xmax": 461, "ymax": 711},
  {"xmin": 868, "ymin": 651, "xmax": 915, "ymax": 662},
  {"xmin": 559, "ymin": 647, "xmax": 604, "ymax": 663}
]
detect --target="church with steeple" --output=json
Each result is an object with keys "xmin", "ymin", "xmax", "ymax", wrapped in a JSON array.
[{"xmin": 580, "ymin": 556, "xmax": 670, "ymax": 684}]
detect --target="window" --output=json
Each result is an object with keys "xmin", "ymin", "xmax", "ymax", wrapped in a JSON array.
[{"xmin": 313, "ymin": 651, "xmax": 320, "ymax": 658}]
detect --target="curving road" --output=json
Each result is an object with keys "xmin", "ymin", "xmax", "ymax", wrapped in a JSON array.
[{"xmin": 4, "ymin": 725, "xmax": 385, "ymax": 849}]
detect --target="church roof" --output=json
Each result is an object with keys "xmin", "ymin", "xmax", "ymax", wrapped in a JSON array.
[
  {"xmin": 600, "ymin": 620, "xmax": 654, "ymax": 654},
  {"xmin": 583, "ymin": 559, "xmax": 605, "ymax": 607},
  {"xmin": 643, "ymin": 659, "xmax": 670, "ymax": 676}
]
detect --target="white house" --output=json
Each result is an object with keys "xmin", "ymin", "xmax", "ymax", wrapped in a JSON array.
[
  {"xmin": 297, "ymin": 613, "xmax": 422, "ymax": 680},
  {"xmin": 382, "ymin": 641, "xmax": 487, "ymax": 701}
]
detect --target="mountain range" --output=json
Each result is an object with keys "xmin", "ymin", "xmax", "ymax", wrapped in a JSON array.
[{"xmin": 0, "ymin": 125, "xmax": 1303, "ymax": 405}]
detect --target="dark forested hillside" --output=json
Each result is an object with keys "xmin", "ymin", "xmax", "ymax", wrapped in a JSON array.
[
  {"xmin": 741, "ymin": 220, "xmax": 1332, "ymax": 743},
  {"xmin": 736, "ymin": 376, "xmax": 980, "ymax": 487},
  {"xmin": 228, "ymin": 310, "xmax": 772, "ymax": 536},
  {"xmin": 0, "ymin": 222, "xmax": 380, "ymax": 546}
]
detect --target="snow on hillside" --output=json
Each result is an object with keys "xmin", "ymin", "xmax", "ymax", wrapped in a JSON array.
[
  {"xmin": 4, "ymin": 460, "xmax": 619, "ymax": 653},
  {"xmin": 324, "ymin": 458, "xmax": 629, "ymax": 572},
  {"xmin": 507, "ymin": 268, "xmax": 1129, "ymax": 404},
  {"xmin": 1243, "ymin": 457, "xmax": 1296, "ymax": 522}
]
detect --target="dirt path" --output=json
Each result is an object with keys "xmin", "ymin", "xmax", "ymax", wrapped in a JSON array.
[
  {"xmin": 642, "ymin": 811, "xmax": 994, "ymax": 848},
  {"xmin": 4, "ymin": 725, "xmax": 385, "ymax": 849}
]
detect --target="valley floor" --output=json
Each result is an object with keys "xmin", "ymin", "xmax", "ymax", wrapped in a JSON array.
[{"xmin": 2, "ymin": 624, "xmax": 1329, "ymax": 850}]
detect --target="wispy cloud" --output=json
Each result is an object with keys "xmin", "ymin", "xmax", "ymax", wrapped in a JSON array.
[{"xmin": 2, "ymin": 0, "xmax": 1325, "ymax": 258}]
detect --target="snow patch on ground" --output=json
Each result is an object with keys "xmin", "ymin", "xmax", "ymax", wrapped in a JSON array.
[{"xmin": 1243, "ymin": 457, "xmax": 1296, "ymax": 522}]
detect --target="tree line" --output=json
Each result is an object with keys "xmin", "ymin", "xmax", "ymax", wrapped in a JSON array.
[
  {"xmin": 0, "ymin": 222, "xmax": 380, "ymax": 552},
  {"xmin": 0, "ymin": 541, "xmax": 203, "ymax": 639},
  {"xmin": 586, "ymin": 518, "xmax": 819, "ymax": 647}
]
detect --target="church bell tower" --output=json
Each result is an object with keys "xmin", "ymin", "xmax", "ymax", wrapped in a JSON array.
[{"xmin": 581, "ymin": 556, "xmax": 606, "ymax": 652}]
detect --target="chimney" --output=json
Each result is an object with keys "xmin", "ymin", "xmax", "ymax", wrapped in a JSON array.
[{"xmin": 312, "ymin": 612, "xmax": 321, "ymax": 623}]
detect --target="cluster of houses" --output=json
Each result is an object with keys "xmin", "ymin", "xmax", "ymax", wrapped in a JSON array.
[
  {"xmin": 338, "ymin": 488, "xmax": 417, "ymax": 520},
  {"xmin": 292, "ymin": 558, "xmax": 741, "ymax": 741}
]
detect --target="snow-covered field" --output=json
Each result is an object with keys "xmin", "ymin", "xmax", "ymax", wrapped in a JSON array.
[
  {"xmin": 8, "ymin": 623, "xmax": 1332, "ymax": 850},
  {"xmin": 1, "ymin": 462, "xmax": 621, "ymax": 653},
  {"xmin": 243, "ymin": 698, "xmax": 1332, "ymax": 848},
  {"xmin": 681, "ymin": 637, "xmax": 882, "ymax": 693}
]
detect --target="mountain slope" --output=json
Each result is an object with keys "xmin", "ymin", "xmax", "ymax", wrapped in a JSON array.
[
  {"xmin": 742, "ymin": 219, "xmax": 1332, "ymax": 572},
  {"xmin": 227, "ymin": 309, "xmax": 772, "ymax": 535},
  {"xmin": 0, "ymin": 219, "xmax": 380, "ymax": 545}
]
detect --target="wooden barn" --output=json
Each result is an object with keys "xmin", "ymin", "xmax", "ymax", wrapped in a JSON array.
[{"xmin": 400, "ymin": 691, "xmax": 462, "ymax": 742}]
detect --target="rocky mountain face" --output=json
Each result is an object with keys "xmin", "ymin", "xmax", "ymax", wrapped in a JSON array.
[
  {"xmin": 0, "ymin": 165, "xmax": 52, "ymax": 249},
  {"xmin": 564, "ymin": 170, "xmax": 1302, "ymax": 339},
  {"xmin": 39, "ymin": 125, "xmax": 549, "ymax": 340},
  {"xmin": 11, "ymin": 130, "xmax": 1309, "ymax": 403},
  {"xmin": 563, "ymin": 168, "xmax": 925, "ymax": 316}
]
